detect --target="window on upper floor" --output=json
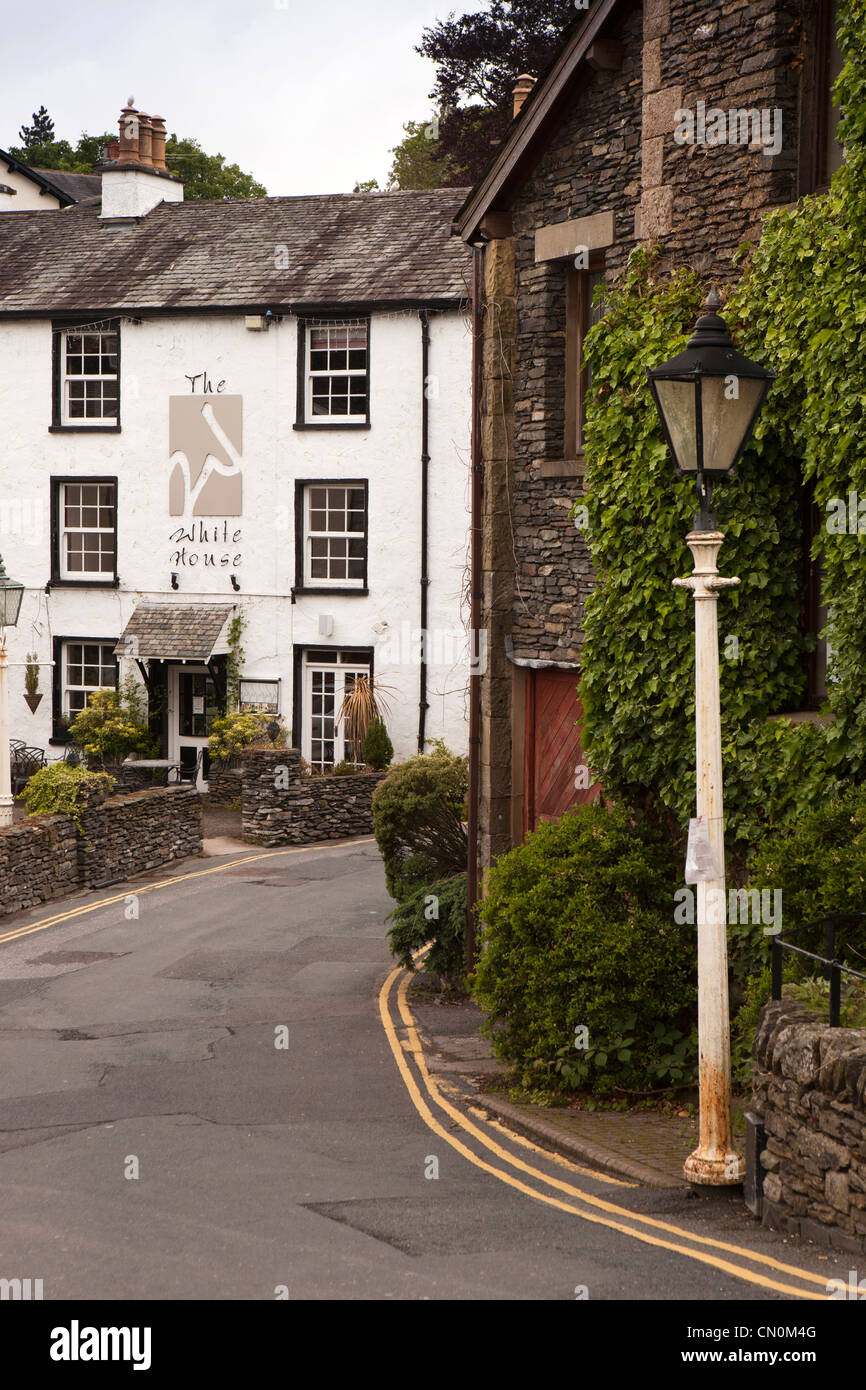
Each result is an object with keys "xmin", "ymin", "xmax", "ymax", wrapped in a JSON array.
[
  {"xmin": 295, "ymin": 318, "xmax": 370, "ymax": 428},
  {"xmin": 52, "ymin": 322, "xmax": 120, "ymax": 429},
  {"xmin": 800, "ymin": 0, "xmax": 844, "ymax": 195},
  {"xmin": 51, "ymin": 478, "xmax": 118, "ymax": 584},
  {"xmin": 564, "ymin": 263, "xmax": 606, "ymax": 462},
  {"xmin": 295, "ymin": 481, "xmax": 368, "ymax": 592}
]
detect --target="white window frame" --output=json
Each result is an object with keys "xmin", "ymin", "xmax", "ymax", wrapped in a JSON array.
[
  {"xmin": 303, "ymin": 483, "xmax": 367, "ymax": 588},
  {"xmin": 63, "ymin": 641, "xmax": 118, "ymax": 719},
  {"xmin": 61, "ymin": 326, "xmax": 120, "ymax": 426},
  {"xmin": 58, "ymin": 481, "xmax": 117, "ymax": 581},
  {"xmin": 303, "ymin": 652, "xmax": 371, "ymax": 772},
  {"xmin": 305, "ymin": 319, "xmax": 369, "ymax": 423}
]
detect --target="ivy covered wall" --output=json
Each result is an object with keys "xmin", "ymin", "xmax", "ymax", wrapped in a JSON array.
[{"xmin": 579, "ymin": 0, "xmax": 866, "ymax": 860}]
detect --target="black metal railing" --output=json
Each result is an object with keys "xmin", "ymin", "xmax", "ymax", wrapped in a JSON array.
[{"xmin": 771, "ymin": 911, "xmax": 866, "ymax": 1027}]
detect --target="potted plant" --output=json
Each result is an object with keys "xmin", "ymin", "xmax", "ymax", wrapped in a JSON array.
[{"xmin": 24, "ymin": 653, "xmax": 42, "ymax": 713}]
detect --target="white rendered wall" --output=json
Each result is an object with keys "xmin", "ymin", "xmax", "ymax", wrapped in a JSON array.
[
  {"xmin": 0, "ymin": 307, "xmax": 472, "ymax": 765},
  {"xmin": 0, "ymin": 165, "xmax": 62, "ymax": 212}
]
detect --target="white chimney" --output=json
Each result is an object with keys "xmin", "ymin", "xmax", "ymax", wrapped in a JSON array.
[{"xmin": 99, "ymin": 100, "xmax": 184, "ymax": 219}]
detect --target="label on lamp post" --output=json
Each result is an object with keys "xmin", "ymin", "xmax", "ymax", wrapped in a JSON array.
[{"xmin": 685, "ymin": 815, "xmax": 721, "ymax": 883}]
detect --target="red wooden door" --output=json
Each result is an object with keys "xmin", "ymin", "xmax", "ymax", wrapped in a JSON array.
[{"xmin": 524, "ymin": 668, "xmax": 598, "ymax": 834}]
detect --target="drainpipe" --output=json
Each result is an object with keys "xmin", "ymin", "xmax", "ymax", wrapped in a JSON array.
[
  {"xmin": 466, "ymin": 246, "xmax": 484, "ymax": 972},
  {"xmin": 418, "ymin": 309, "xmax": 430, "ymax": 753}
]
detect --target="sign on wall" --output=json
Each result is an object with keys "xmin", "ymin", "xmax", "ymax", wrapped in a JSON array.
[
  {"xmin": 169, "ymin": 395, "xmax": 243, "ymax": 517},
  {"xmin": 239, "ymin": 680, "xmax": 280, "ymax": 714}
]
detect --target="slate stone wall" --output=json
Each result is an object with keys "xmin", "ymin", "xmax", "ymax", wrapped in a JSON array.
[
  {"xmin": 0, "ymin": 787, "xmax": 202, "ymax": 917},
  {"xmin": 240, "ymin": 748, "xmax": 385, "ymax": 847},
  {"xmin": 206, "ymin": 763, "xmax": 243, "ymax": 806},
  {"xmin": 77, "ymin": 787, "xmax": 202, "ymax": 889},
  {"xmin": 752, "ymin": 1000, "xmax": 866, "ymax": 1254},
  {"xmin": 0, "ymin": 816, "xmax": 79, "ymax": 916},
  {"xmin": 505, "ymin": 0, "xmax": 807, "ymax": 664}
]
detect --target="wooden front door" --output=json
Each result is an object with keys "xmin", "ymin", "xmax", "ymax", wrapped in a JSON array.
[{"xmin": 524, "ymin": 667, "xmax": 598, "ymax": 834}]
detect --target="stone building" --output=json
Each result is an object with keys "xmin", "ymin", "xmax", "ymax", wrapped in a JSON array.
[
  {"xmin": 455, "ymin": 0, "xmax": 842, "ymax": 883},
  {"xmin": 0, "ymin": 105, "xmax": 472, "ymax": 787}
]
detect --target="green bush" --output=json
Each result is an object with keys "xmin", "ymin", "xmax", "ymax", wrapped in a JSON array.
[
  {"xmin": 474, "ymin": 804, "xmax": 696, "ymax": 1098},
  {"xmin": 387, "ymin": 873, "xmax": 467, "ymax": 990},
  {"xmin": 22, "ymin": 763, "xmax": 116, "ymax": 830},
  {"xmin": 741, "ymin": 783, "xmax": 866, "ymax": 976},
  {"xmin": 330, "ymin": 760, "xmax": 363, "ymax": 776},
  {"xmin": 208, "ymin": 712, "xmax": 286, "ymax": 763},
  {"xmin": 372, "ymin": 742, "xmax": 468, "ymax": 902},
  {"xmin": 363, "ymin": 717, "xmax": 393, "ymax": 771},
  {"xmin": 68, "ymin": 677, "xmax": 156, "ymax": 765}
]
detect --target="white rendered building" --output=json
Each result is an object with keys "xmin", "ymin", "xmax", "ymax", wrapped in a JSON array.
[{"xmin": 0, "ymin": 108, "xmax": 473, "ymax": 786}]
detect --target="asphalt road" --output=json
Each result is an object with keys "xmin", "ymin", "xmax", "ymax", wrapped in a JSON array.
[{"xmin": 0, "ymin": 838, "xmax": 847, "ymax": 1303}]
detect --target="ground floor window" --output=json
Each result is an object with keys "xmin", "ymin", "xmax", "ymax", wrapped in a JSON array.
[
  {"xmin": 299, "ymin": 649, "xmax": 371, "ymax": 772},
  {"xmin": 64, "ymin": 641, "xmax": 118, "ymax": 717}
]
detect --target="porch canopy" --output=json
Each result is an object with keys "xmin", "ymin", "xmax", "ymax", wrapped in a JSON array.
[{"xmin": 114, "ymin": 603, "xmax": 234, "ymax": 662}]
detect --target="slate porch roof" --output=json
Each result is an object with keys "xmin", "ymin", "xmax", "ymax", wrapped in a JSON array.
[
  {"xmin": 115, "ymin": 604, "xmax": 235, "ymax": 662},
  {"xmin": 0, "ymin": 189, "xmax": 472, "ymax": 316}
]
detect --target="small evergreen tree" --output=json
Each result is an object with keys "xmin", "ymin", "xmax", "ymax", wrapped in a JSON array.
[
  {"xmin": 19, "ymin": 105, "xmax": 54, "ymax": 148},
  {"xmin": 363, "ymin": 717, "xmax": 393, "ymax": 770}
]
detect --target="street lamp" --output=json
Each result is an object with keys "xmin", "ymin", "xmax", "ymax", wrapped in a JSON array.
[
  {"xmin": 647, "ymin": 291, "xmax": 774, "ymax": 1187},
  {"xmin": 0, "ymin": 554, "xmax": 24, "ymax": 827}
]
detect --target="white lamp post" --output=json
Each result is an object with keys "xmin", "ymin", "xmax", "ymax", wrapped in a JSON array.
[
  {"xmin": 0, "ymin": 555, "xmax": 25, "ymax": 828},
  {"xmin": 647, "ymin": 290, "xmax": 774, "ymax": 1186}
]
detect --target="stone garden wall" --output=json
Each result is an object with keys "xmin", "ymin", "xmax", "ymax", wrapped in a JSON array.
[
  {"xmin": 752, "ymin": 1000, "xmax": 866, "ymax": 1254},
  {"xmin": 0, "ymin": 787, "xmax": 202, "ymax": 917},
  {"xmin": 205, "ymin": 763, "xmax": 243, "ymax": 806},
  {"xmin": 0, "ymin": 815, "xmax": 79, "ymax": 916},
  {"xmin": 240, "ymin": 749, "xmax": 385, "ymax": 847}
]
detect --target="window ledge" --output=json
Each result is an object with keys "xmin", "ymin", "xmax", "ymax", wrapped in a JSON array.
[
  {"xmin": 47, "ymin": 578, "xmax": 120, "ymax": 589},
  {"xmin": 539, "ymin": 456, "xmax": 587, "ymax": 479},
  {"xmin": 293, "ymin": 422, "xmax": 371, "ymax": 431},
  {"xmin": 765, "ymin": 709, "xmax": 835, "ymax": 726},
  {"xmin": 49, "ymin": 425, "xmax": 121, "ymax": 433},
  {"xmin": 293, "ymin": 586, "xmax": 369, "ymax": 597}
]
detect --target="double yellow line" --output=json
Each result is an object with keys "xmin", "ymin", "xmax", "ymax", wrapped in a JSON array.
[
  {"xmin": 0, "ymin": 838, "xmax": 377, "ymax": 947},
  {"xmin": 379, "ymin": 962, "xmax": 830, "ymax": 1300}
]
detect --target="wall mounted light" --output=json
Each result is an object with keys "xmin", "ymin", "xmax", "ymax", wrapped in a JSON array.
[
  {"xmin": 230, "ymin": 575, "xmax": 240, "ymax": 592},
  {"xmin": 171, "ymin": 573, "xmax": 179, "ymax": 591}
]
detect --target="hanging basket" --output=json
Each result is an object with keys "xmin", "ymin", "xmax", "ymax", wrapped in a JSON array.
[{"xmin": 23, "ymin": 692, "xmax": 43, "ymax": 713}]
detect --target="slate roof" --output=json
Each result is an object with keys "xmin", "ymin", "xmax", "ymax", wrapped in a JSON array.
[
  {"xmin": 115, "ymin": 603, "xmax": 235, "ymax": 661},
  {"xmin": 30, "ymin": 168, "xmax": 101, "ymax": 202},
  {"xmin": 0, "ymin": 189, "xmax": 472, "ymax": 316}
]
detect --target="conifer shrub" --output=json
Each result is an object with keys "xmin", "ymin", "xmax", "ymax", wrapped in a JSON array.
[
  {"xmin": 372, "ymin": 742, "xmax": 468, "ymax": 902},
  {"xmin": 363, "ymin": 717, "xmax": 393, "ymax": 771},
  {"xmin": 387, "ymin": 872, "xmax": 467, "ymax": 989}
]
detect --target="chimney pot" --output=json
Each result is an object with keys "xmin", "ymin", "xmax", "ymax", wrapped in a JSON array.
[
  {"xmin": 118, "ymin": 103, "xmax": 140, "ymax": 164},
  {"xmin": 138, "ymin": 113, "xmax": 153, "ymax": 167},
  {"xmin": 513, "ymin": 74, "xmax": 536, "ymax": 119},
  {"xmin": 150, "ymin": 116, "xmax": 167, "ymax": 172}
]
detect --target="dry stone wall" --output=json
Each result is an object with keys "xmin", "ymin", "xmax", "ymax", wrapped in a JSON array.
[
  {"xmin": 0, "ymin": 787, "xmax": 202, "ymax": 917},
  {"xmin": 753, "ymin": 1000, "xmax": 866, "ymax": 1254},
  {"xmin": 240, "ymin": 749, "xmax": 385, "ymax": 847}
]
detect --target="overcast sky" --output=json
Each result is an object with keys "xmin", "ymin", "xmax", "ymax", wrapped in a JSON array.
[{"xmin": 2, "ymin": 0, "xmax": 479, "ymax": 194}]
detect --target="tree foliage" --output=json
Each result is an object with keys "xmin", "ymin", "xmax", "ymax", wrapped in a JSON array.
[
  {"xmin": 384, "ymin": 1, "xmax": 576, "ymax": 189},
  {"xmin": 7, "ymin": 107, "xmax": 267, "ymax": 199}
]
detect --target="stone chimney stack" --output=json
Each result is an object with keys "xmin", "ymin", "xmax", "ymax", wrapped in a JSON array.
[
  {"xmin": 100, "ymin": 99, "xmax": 183, "ymax": 219},
  {"xmin": 513, "ymin": 74, "xmax": 536, "ymax": 118}
]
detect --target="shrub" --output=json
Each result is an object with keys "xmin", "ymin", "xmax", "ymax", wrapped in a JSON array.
[
  {"xmin": 387, "ymin": 873, "xmax": 467, "ymax": 990},
  {"xmin": 330, "ymin": 760, "xmax": 363, "ymax": 776},
  {"xmin": 22, "ymin": 763, "xmax": 116, "ymax": 829},
  {"xmin": 741, "ymin": 783, "xmax": 866, "ymax": 979},
  {"xmin": 363, "ymin": 717, "xmax": 393, "ymax": 771},
  {"xmin": 208, "ymin": 712, "xmax": 286, "ymax": 763},
  {"xmin": 68, "ymin": 677, "xmax": 156, "ymax": 765},
  {"xmin": 474, "ymin": 804, "xmax": 696, "ymax": 1098},
  {"xmin": 372, "ymin": 742, "xmax": 468, "ymax": 902}
]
